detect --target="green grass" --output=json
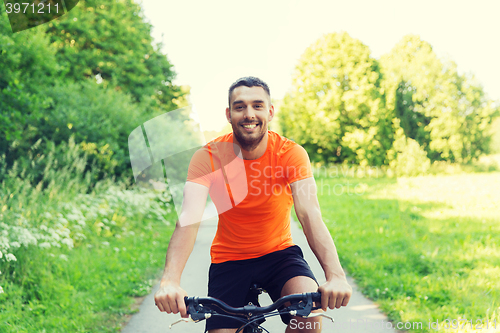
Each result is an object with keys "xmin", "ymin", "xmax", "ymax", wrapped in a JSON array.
[
  {"xmin": 0, "ymin": 213, "xmax": 174, "ymax": 333},
  {"xmin": 317, "ymin": 172, "xmax": 499, "ymax": 332},
  {"xmin": 0, "ymin": 138, "xmax": 178, "ymax": 332},
  {"xmin": 0, "ymin": 216, "xmax": 174, "ymax": 333}
]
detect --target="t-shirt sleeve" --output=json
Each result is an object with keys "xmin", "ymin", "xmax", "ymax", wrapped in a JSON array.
[
  {"xmin": 186, "ymin": 147, "xmax": 214, "ymax": 188},
  {"xmin": 281, "ymin": 144, "xmax": 313, "ymax": 184}
]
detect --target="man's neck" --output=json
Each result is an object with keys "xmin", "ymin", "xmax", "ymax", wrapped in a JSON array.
[{"xmin": 234, "ymin": 131, "xmax": 269, "ymax": 160}]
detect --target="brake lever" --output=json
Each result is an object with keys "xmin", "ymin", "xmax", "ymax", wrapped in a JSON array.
[
  {"xmin": 287, "ymin": 309, "xmax": 334, "ymax": 323},
  {"xmin": 169, "ymin": 317, "xmax": 192, "ymax": 329},
  {"xmin": 305, "ymin": 312, "xmax": 334, "ymax": 322},
  {"xmin": 169, "ymin": 313, "xmax": 212, "ymax": 329}
]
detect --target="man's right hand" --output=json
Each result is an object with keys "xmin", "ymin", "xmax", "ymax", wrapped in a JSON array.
[{"xmin": 154, "ymin": 281, "xmax": 188, "ymax": 318}]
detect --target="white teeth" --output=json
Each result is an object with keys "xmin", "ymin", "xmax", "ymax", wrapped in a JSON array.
[{"xmin": 243, "ymin": 124, "xmax": 257, "ymax": 128}]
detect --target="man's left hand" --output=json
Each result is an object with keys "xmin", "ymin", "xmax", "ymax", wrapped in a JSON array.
[{"xmin": 318, "ymin": 277, "xmax": 352, "ymax": 311}]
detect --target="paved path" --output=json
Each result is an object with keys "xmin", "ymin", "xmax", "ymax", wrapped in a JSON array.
[{"xmin": 122, "ymin": 203, "xmax": 394, "ymax": 333}]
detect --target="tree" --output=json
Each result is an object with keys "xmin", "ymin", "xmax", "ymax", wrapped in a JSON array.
[
  {"xmin": 44, "ymin": 0, "xmax": 182, "ymax": 113},
  {"xmin": 1, "ymin": 0, "xmax": 186, "ymax": 183},
  {"xmin": 0, "ymin": 16, "xmax": 59, "ymax": 166},
  {"xmin": 279, "ymin": 32, "xmax": 392, "ymax": 165},
  {"xmin": 380, "ymin": 35, "xmax": 497, "ymax": 162}
]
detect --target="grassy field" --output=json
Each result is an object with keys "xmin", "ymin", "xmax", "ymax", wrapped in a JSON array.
[
  {"xmin": 316, "ymin": 169, "xmax": 499, "ymax": 332},
  {"xmin": 0, "ymin": 140, "xmax": 179, "ymax": 332},
  {"xmin": 0, "ymin": 185, "xmax": 175, "ymax": 333}
]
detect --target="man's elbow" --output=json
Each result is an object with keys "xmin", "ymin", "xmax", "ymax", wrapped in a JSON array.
[{"xmin": 295, "ymin": 207, "xmax": 321, "ymax": 226}]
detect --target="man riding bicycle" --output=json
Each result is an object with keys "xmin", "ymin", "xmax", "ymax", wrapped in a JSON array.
[{"xmin": 154, "ymin": 76, "xmax": 352, "ymax": 333}]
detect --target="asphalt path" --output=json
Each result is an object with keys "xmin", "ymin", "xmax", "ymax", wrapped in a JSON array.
[{"xmin": 122, "ymin": 202, "xmax": 395, "ymax": 333}]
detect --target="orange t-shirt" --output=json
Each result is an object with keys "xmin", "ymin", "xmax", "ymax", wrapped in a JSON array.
[{"xmin": 187, "ymin": 131, "xmax": 312, "ymax": 263}]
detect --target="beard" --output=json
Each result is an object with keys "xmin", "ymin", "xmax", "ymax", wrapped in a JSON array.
[{"xmin": 232, "ymin": 120, "xmax": 267, "ymax": 151}]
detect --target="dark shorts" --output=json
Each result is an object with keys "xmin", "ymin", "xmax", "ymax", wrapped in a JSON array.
[{"xmin": 205, "ymin": 245, "xmax": 318, "ymax": 331}]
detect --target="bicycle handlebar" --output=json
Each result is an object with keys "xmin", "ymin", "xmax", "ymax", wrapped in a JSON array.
[{"xmin": 185, "ymin": 292, "xmax": 322, "ymax": 321}]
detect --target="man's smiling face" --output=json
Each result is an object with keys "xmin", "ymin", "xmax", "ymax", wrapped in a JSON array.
[{"xmin": 226, "ymin": 86, "xmax": 274, "ymax": 151}]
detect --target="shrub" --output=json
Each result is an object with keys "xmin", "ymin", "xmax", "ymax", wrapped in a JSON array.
[{"xmin": 391, "ymin": 136, "xmax": 431, "ymax": 177}]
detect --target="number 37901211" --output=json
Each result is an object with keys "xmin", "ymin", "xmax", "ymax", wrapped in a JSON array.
[{"xmin": 4, "ymin": 2, "xmax": 60, "ymax": 14}]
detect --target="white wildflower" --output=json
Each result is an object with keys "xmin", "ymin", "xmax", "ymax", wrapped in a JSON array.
[
  {"xmin": 57, "ymin": 228, "xmax": 70, "ymax": 238},
  {"xmin": 102, "ymin": 241, "xmax": 110, "ymax": 246},
  {"xmin": 5, "ymin": 253, "xmax": 17, "ymax": 262},
  {"xmin": 66, "ymin": 211, "xmax": 83, "ymax": 221},
  {"xmin": 59, "ymin": 254, "xmax": 68, "ymax": 261},
  {"xmin": 10, "ymin": 242, "xmax": 21, "ymax": 248},
  {"xmin": 39, "ymin": 242, "xmax": 51, "ymax": 249},
  {"xmin": 50, "ymin": 232, "xmax": 61, "ymax": 241},
  {"xmin": 0, "ymin": 285, "xmax": 4, "ymax": 294},
  {"xmin": 74, "ymin": 233, "xmax": 86, "ymax": 241},
  {"xmin": 61, "ymin": 238, "xmax": 74, "ymax": 249},
  {"xmin": 113, "ymin": 247, "xmax": 120, "ymax": 252},
  {"xmin": 17, "ymin": 229, "xmax": 37, "ymax": 246}
]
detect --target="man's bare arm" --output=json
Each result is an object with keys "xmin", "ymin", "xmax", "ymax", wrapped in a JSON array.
[
  {"xmin": 154, "ymin": 181, "xmax": 209, "ymax": 317},
  {"xmin": 290, "ymin": 177, "xmax": 352, "ymax": 310}
]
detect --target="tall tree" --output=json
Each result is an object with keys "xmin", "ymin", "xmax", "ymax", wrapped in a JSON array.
[
  {"xmin": 279, "ymin": 32, "xmax": 391, "ymax": 165},
  {"xmin": 0, "ymin": 16, "xmax": 59, "ymax": 164},
  {"xmin": 1, "ymin": 0, "xmax": 186, "ymax": 182},
  {"xmin": 44, "ymin": 0, "xmax": 182, "ymax": 113},
  {"xmin": 380, "ymin": 35, "xmax": 497, "ymax": 162}
]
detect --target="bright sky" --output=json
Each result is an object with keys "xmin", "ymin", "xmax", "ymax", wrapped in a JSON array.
[{"xmin": 139, "ymin": 0, "xmax": 500, "ymax": 132}]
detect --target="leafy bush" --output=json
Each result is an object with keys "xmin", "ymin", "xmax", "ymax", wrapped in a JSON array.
[
  {"xmin": 0, "ymin": 138, "xmax": 174, "ymax": 331},
  {"xmin": 391, "ymin": 135, "xmax": 431, "ymax": 177},
  {"xmin": 38, "ymin": 80, "xmax": 150, "ymax": 178},
  {"xmin": 491, "ymin": 116, "xmax": 500, "ymax": 154},
  {"xmin": 0, "ymin": 16, "xmax": 59, "ymax": 160},
  {"xmin": 0, "ymin": 137, "xmax": 171, "ymax": 265}
]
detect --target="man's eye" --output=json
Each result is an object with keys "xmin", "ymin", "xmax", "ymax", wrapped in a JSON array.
[{"xmin": 255, "ymin": 105, "xmax": 263, "ymax": 108}]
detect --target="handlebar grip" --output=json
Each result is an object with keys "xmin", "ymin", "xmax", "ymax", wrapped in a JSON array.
[
  {"xmin": 184, "ymin": 296, "xmax": 193, "ymax": 307},
  {"xmin": 311, "ymin": 292, "xmax": 322, "ymax": 303}
]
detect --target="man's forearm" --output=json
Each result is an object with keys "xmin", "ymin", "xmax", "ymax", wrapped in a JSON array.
[
  {"xmin": 160, "ymin": 221, "xmax": 200, "ymax": 285},
  {"xmin": 299, "ymin": 209, "xmax": 346, "ymax": 281}
]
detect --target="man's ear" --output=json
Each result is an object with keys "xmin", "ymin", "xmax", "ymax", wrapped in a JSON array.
[
  {"xmin": 268, "ymin": 105, "xmax": 275, "ymax": 121},
  {"xmin": 226, "ymin": 107, "xmax": 231, "ymax": 123}
]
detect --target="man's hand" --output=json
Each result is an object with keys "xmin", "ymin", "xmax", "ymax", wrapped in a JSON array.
[
  {"xmin": 154, "ymin": 281, "xmax": 189, "ymax": 318},
  {"xmin": 318, "ymin": 277, "xmax": 352, "ymax": 311}
]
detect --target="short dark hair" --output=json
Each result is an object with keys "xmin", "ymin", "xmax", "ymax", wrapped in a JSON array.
[{"xmin": 228, "ymin": 76, "xmax": 271, "ymax": 106}]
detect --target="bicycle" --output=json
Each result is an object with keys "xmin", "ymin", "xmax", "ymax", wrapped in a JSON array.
[{"xmin": 170, "ymin": 284, "xmax": 334, "ymax": 333}]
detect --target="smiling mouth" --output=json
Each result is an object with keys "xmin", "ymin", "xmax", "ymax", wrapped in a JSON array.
[{"xmin": 241, "ymin": 123, "xmax": 259, "ymax": 129}]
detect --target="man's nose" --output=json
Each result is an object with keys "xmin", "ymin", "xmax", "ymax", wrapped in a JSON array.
[{"xmin": 244, "ymin": 106, "xmax": 256, "ymax": 120}]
